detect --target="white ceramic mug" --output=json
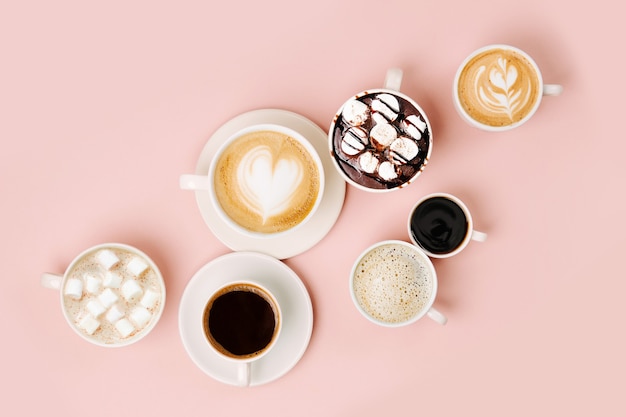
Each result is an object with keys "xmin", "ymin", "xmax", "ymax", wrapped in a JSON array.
[
  {"xmin": 180, "ymin": 123, "xmax": 325, "ymax": 238},
  {"xmin": 328, "ymin": 68, "xmax": 433, "ymax": 192},
  {"xmin": 453, "ymin": 44, "xmax": 563, "ymax": 131},
  {"xmin": 350, "ymin": 240, "xmax": 447, "ymax": 326},
  {"xmin": 41, "ymin": 243, "xmax": 166, "ymax": 347},
  {"xmin": 408, "ymin": 193, "xmax": 487, "ymax": 258},
  {"xmin": 202, "ymin": 281, "xmax": 282, "ymax": 387}
]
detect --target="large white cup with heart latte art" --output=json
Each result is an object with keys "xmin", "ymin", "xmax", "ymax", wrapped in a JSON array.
[{"xmin": 181, "ymin": 124, "xmax": 325, "ymax": 238}]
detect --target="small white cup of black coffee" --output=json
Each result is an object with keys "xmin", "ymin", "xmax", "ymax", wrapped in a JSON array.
[{"xmin": 408, "ymin": 192, "xmax": 487, "ymax": 258}]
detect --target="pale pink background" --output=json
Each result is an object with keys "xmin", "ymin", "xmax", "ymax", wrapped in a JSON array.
[{"xmin": 1, "ymin": 0, "xmax": 624, "ymax": 415}]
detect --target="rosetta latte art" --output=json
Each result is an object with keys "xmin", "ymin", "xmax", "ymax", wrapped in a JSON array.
[
  {"xmin": 457, "ymin": 48, "xmax": 540, "ymax": 127},
  {"xmin": 475, "ymin": 57, "xmax": 531, "ymax": 121}
]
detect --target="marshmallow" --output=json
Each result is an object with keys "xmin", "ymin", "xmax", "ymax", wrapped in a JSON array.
[
  {"xmin": 121, "ymin": 279, "xmax": 143, "ymax": 302},
  {"xmin": 78, "ymin": 315, "xmax": 100, "ymax": 335},
  {"xmin": 341, "ymin": 127, "xmax": 369, "ymax": 156},
  {"xmin": 378, "ymin": 161, "xmax": 398, "ymax": 181},
  {"xmin": 402, "ymin": 114, "xmax": 427, "ymax": 139},
  {"xmin": 342, "ymin": 99, "xmax": 370, "ymax": 126},
  {"xmin": 106, "ymin": 304, "xmax": 125, "ymax": 323},
  {"xmin": 103, "ymin": 271, "xmax": 123, "ymax": 289},
  {"xmin": 83, "ymin": 273, "xmax": 101, "ymax": 294},
  {"xmin": 64, "ymin": 278, "xmax": 83, "ymax": 300},
  {"xmin": 130, "ymin": 306, "xmax": 152, "ymax": 328},
  {"xmin": 114, "ymin": 318, "xmax": 135, "ymax": 338},
  {"xmin": 98, "ymin": 288, "xmax": 119, "ymax": 309},
  {"xmin": 96, "ymin": 249, "xmax": 120, "ymax": 270},
  {"xmin": 371, "ymin": 93, "xmax": 400, "ymax": 122},
  {"xmin": 390, "ymin": 137, "xmax": 419, "ymax": 164},
  {"xmin": 140, "ymin": 289, "xmax": 160, "ymax": 309},
  {"xmin": 370, "ymin": 123, "xmax": 397, "ymax": 148},
  {"xmin": 127, "ymin": 257, "xmax": 149, "ymax": 277},
  {"xmin": 86, "ymin": 299, "xmax": 106, "ymax": 318},
  {"xmin": 358, "ymin": 152, "xmax": 379, "ymax": 174}
]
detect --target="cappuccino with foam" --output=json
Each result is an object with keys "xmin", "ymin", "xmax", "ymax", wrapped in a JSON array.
[
  {"xmin": 350, "ymin": 240, "xmax": 445, "ymax": 326},
  {"xmin": 212, "ymin": 128, "xmax": 323, "ymax": 235},
  {"xmin": 454, "ymin": 45, "xmax": 562, "ymax": 131}
]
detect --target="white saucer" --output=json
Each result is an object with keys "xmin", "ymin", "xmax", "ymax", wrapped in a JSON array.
[
  {"xmin": 179, "ymin": 252, "xmax": 313, "ymax": 387},
  {"xmin": 191, "ymin": 109, "xmax": 346, "ymax": 259}
]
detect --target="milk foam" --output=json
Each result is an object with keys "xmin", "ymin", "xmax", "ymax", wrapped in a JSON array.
[
  {"xmin": 353, "ymin": 243, "xmax": 433, "ymax": 324},
  {"xmin": 237, "ymin": 145, "xmax": 304, "ymax": 224},
  {"xmin": 214, "ymin": 130, "xmax": 321, "ymax": 234}
]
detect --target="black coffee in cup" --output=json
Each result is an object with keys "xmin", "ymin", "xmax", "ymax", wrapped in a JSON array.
[
  {"xmin": 409, "ymin": 196, "xmax": 469, "ymax": 255},
  {"xmin": 203, "ymin": 283, "xmax": 279, "ymax": 359}
]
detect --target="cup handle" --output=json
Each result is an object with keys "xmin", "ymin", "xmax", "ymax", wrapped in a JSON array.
[
  {"xmin": 543, "ymin": 84, "xmax": 563, "ymax": 96},
  {"xmin": 179, "ymin": 174, "xmax": 210, "ymax": 191},
  {"xmin": 237, "ymin": 362, "xmax": 251, "ymax": 387},
  {"xmin": 41, "ymin": 273, "xmax": 63, "ymax": 290},
  {"xmin": 426, "ymin": 307, "xmax": 447, "ymax": 325},
  {"xmin": 384, "ymin": 68, "xmax": 403, "ymax": 91},
  {"xmin": 471, "ymin": 230, "xmax": 488, "ymax": 242}
]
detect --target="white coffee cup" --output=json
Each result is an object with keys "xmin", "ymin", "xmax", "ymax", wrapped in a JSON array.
[
  {"xmin": 408, "ymin": 193, "xmax": 487, "ymax": 258},
  {"xmin": 41, "ymin": 243, "xmax": 166, "ymax": 347},
  {"xmin": 350, "ymin": 240, "xmax": 447, "ymax": 326},
  {"xmin": 328, "ymin": 68, "xmax": 433, "ymax": 192},
  {"xmin": 180, "ymin": 123, "xmax": 325, "ymax": 238},
  {"xmin": 453, "ymin": 44, "xmax": 563, "ymax": 131},
  {"xmin": 202, "ymin": 281, "xmax": 282, "ymax": 387}
]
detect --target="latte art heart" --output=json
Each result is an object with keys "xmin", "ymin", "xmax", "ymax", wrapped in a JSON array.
[
  {"xmin": 213, "ymin": 130, "xmax": 321, "ymax": 234},
  {"xmin": 237, "ymin": 146, "xmax": 304, "ymax": 223}
]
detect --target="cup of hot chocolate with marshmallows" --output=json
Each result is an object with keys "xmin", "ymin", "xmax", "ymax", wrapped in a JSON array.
[
  {"xmin": 329, "ymin": 68, "xmax": 433, "ymax": 192},
  {"xmin": 453, "ymin": 44, "xmax": 563, "ymax": 131},
  {"xmin": 180, "ymin": 124, "xmax": 324, "ymax": 238}
]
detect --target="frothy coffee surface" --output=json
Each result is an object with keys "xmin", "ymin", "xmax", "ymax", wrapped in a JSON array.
[
  {"xmin": 213, "ymin": 130, "xmax": 321, "ymax": 234},
  {"xmin": 62, "ymin": 247, "xmax": 163, "ymax": 345},
  {"xmin": 352, "ymin": 243, "xmax": 433, "ymax": 324},
  {"xmin": 331, "ymin": 91, "xmax": 431, "ymax": 190},
  {"xmin": 456, "ymin": 47, "xmax": 540, "ymax": 127}
]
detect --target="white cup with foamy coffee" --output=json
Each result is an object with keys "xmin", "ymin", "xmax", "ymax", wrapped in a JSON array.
[
  {"xmin": 180, "ymin": 124, "xmax": 325, "ymax": 238},
  {"xmin": 408, "ymin": 193, "xmax": 487, "ymax": 258},
  {"xmin": 350, "ymin": 240, "xmax": 447, "ymax": 327},
  {"xmin": 41, "ymin": 243, "xmax": 166, "ymax": 347},
  {"xmin": 202, "ymin": 281, "xmax": 282, "ymax": 387},
  {"xmin": 453, "ymin": 44, "xmax": 563, "ymax": 131}
]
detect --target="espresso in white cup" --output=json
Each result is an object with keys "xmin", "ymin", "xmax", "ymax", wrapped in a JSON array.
[
  {"xmin": 408, "ymin": 193, "xmax": 487, "ymax": 258},
  {"xmin": 41, "ymin": 243, "xmax": 166, "ymax": 347},
  {"xmin": 350, "ymin": 240, "xmax": 446, "ymax": 326},
  {"xmin": 453, "ymin": 44, "xmax": 563, "ymax": 131},
  {"xmin": 181, "ymin": 124, "xmax": 324, "ymax": 238}
]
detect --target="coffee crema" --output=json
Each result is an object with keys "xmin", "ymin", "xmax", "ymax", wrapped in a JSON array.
[
  {"xmin": 203, "ymin": 283, "xmax": 279, "ymax": 359},
  {"xmin": 352, "ymin": 243, "xmax": 433, "ymax": 324},
  {"xmin": 456, "ymin": 47, "xmax": 541, "ymax": 127},
  {"xmin": 213, "ymin": 130, "xmax": 321, "ymax": 234}
]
